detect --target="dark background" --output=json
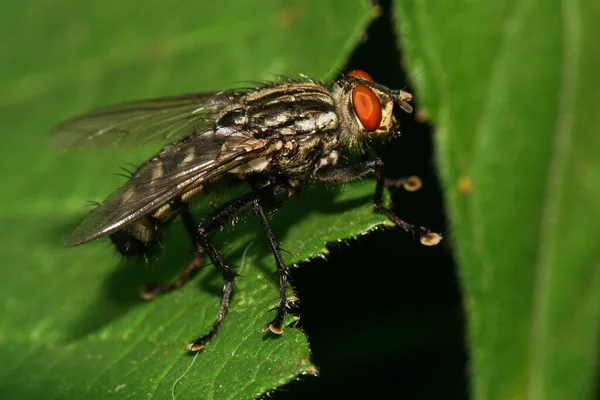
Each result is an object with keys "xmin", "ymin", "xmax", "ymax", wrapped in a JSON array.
[{"xmin": 275, "ymin": 1, "xmax": 467, "ymax": 398}]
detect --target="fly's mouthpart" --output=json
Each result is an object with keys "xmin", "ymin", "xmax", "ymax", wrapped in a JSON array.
[{"xmin": 393, "ymin": 90, "xmax": 413, "ymax": 113}]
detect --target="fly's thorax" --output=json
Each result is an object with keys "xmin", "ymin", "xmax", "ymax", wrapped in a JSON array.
[
  {"xmin": 215, "ymin": 82, "xmax": 340, "ymax": 137},
  {"xmin": 213, "ymin": 81, "xmax": 345, "ymax": 178},
  {"xmin": 274, "ymin": 131, "xmax": 341, "ymax": 176}
]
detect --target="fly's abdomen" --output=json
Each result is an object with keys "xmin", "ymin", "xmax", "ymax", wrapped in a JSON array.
[
  {"xmin": 109, "ymin": 184, "xmax": 206, "ymax": 258},
  {"xmin": 109, "ymin": 215, "xmax": 164, "ymax": 258}
]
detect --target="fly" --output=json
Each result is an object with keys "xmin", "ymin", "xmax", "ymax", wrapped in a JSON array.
[{"xmin": 52, "ymin": 70, "xmax": 442, "ymax": 351}]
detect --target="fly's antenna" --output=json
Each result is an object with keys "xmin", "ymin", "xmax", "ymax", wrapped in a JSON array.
[{"xmin": 391, "ymin": 90, "xmax": 413, "ymax": 113}]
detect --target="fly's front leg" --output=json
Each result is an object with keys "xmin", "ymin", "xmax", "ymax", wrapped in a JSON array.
[
  {"xmin": 315, "ymin": 159, "xmax": 442, "ymax": 246},
  {"xmin": 140, "ymin": 204, "xmax": 206, "ymax": 300},
  {"xmin": 384, "ymin": 176, "xmax": 422, "ymax": 192}
]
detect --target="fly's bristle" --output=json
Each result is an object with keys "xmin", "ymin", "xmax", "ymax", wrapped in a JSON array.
[{"xmin": 119, "ymin": 166, "xmax": 136, "ymax": 177}]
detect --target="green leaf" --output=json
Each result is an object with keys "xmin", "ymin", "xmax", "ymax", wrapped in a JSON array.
[
  {"xmin": 0, "ymin": 1, "xmax": 383, "ymax": 399},
  {"xmin": 394, "ymin": 1, "xmax": 600, "ymax": 399}
]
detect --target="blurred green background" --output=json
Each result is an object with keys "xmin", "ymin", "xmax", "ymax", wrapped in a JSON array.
[{"xmin": 2, "ymin": 0, "xmax": 600, "ymax": 399}]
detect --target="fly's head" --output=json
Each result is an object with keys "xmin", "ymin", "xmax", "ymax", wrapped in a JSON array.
[{"xmin": 333, "ymin": 70, "xmax": 413, "ymax": 149}]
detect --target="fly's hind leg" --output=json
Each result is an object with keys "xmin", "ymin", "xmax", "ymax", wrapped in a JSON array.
[
  {"xmin": 185, "ymin": 180, "xmax": 294, "ymax": 352},
  {"xmin": 140, "ymin": 204, "xmax": 206, "ymax": 300},
  {"xmin": 186, "ymin": 226, "xmax": 236, "ymax": 352},
  {"xmin": 251, "ymin": 185, "xmax": 295, "ymax": 335}
]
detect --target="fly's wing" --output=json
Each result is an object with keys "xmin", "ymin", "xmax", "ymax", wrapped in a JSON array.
[
  {"xmin": 66, "ymin": 132, "xmax": 277, "ymax": 246},
  {"xmin": 50, "ymin": 91, "xmax": 245, "ymax": 148}
]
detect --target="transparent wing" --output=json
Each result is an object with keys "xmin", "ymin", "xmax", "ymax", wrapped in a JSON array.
[
  {"xmin": 66, "ymin": 132, "xmax": 276, "ymax": 246},
  {"xmin": 50, "ymin": 91, "xmax": 245, "ymax": 149}
]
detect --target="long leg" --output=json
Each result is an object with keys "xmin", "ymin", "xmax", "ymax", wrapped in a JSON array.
[
  {"xmin": 315, "ymin": 159, "xmax": 442, "ymax": 246},
  {"xmin": 186, "ymin": 227, "xmax": 236, "ymax": 351},
  {"xmin": 253, "ymin": 199, "xmax": 290, "ymax": 335},
  {"xmin": 140, "ymin": 205, "xmax": 206, "ymax": 300},
  {"xmin": 186, "ymin": 180, "xmax": 293, "ymax": 351}
]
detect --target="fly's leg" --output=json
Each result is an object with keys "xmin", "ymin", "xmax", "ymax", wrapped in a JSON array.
[
  {"xmin": 384, "ymin": 176, "xmax": 422, "ymax": 192},
  {"xmin": 252, "ymin": 198, "xmax": 290, "ymax": 335},
  {"xmin": 186, "ymin": 227, "xmax": 236, "ymax": 352},
  {"xmin": 140, "ymin": 205, "xmax": 206, "ymax": 300},
  {"xmin": 315, "ymin": 159, "xmax": 442, "ymax": 246},
  {"xmin": 186, "ymin": 181, "xmax": 293, "ymax": 351}
]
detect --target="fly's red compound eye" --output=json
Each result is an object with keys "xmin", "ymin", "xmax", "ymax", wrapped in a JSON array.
[
  {"xmin": 347, "ymin": 70, "xmax": 374, "ymax": 82},
  {"xmin": 352, "ymin": 85, "xmax": 382, "ymax": 131}
]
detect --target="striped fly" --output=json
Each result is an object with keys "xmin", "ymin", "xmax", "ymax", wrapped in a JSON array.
[{"xmin": 52, "ymin": 70, "xmax": 442, "ymax": 351}]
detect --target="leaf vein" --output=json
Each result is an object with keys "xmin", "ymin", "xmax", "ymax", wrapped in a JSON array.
[{"xmin": 528, "ymin": 0, "xmax": 580, "ymax": 398}]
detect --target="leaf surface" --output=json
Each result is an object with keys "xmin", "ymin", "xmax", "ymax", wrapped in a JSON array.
[
  {"xmin": 0, "ymin": 1, "xmax": 385, "ymax": 399},
  {"xmin": 395, "ymin": 0, "xmax": 600, "ymax": 398}
]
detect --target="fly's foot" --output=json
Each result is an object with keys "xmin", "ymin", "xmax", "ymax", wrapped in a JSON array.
[
  {"xmin": 186, "ymin": 336, "xmax": 211, "ymax": 352},
  {"xmin": 385, "ymin": 175, "xmax": 422, "ymax": 192},
  {"xmin": 376, "ymin": 204, "xmax": 443, "ymax": 246},
  {"xmin": 262, "ymin": 298, "xmax": 297, "ymax": 335},
  {"xmin": 265, "ymin": 323, "xmax": 284, "ymax": 335},
  {"xmin": 139, "ymin": 284, "xmax": 164, "ymax": 301},
  {"xmin": 263, "ymin": 315, "xmax": 285, "ymax": 335},
  {"xmin": 420, "ymin": 231, "xmax": 443, "ymax": 246}
]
